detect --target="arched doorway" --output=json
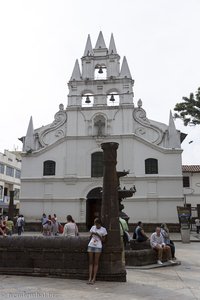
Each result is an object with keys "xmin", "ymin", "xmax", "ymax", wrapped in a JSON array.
[{"xmin": 86, "ymin": 187, "xmax": 102, "ymax": 229}]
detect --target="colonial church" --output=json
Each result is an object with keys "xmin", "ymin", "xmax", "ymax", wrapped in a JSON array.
[{"xmin": 20, "ymin": 32, "xmax": 184, "ymax": 227}]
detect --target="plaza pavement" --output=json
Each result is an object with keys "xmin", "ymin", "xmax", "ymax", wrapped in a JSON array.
[{"xmin": 0, "ymin": 232, "xmax": 199, "ymax": 300}]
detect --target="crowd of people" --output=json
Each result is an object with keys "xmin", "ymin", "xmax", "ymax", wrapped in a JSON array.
[
  {"xmin": 0, "ymin": 215, "xmax": 25, "ymax": 236},
  {"xmin": 0, "ymin": 211, "xmax": 180, "ymax": 283},
  {"xmin": 41, "ymin": 213, "xmax": 79, "ymax": 237},
  {"xmin": 0, "ymin": 212, "xmax": 108, "ymax": 285}
]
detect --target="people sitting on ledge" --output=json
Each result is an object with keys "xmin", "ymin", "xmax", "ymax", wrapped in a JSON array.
[
  {"xmin": 0, "ymin": 217, "xmax": 7, "ymax": 237},
  {"xmin": 150, "ymin": 226, "xmax": 175, "ymax": 265},
  {"xmin": 160, "ymin": 223, "xmax": 176, "ymax": 260},
  {"xmin": 133, "ymin": 221, "xmax": 149, "ymax": 242}
]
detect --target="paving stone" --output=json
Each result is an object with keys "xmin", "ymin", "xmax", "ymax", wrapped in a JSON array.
[{"xmin": 0, "ymin": 242, "xmax": 200, "ymax": 300}]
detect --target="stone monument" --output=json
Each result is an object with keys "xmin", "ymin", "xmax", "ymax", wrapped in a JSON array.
[
  {"xmin": 100, "ymin": 142, "xmax": 126, "ymax": 282},
  {"xmin": 117, "ymin": 171, "xmax": 136, "ymax": 222}
]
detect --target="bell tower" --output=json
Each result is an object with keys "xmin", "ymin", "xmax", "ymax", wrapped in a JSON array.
[{"xmin": 68, "ymin": 32, "xmax": 134, "ymax": 107}]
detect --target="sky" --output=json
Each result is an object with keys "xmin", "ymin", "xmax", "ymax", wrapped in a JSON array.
[{"xmin": 0, "ymin": 0, "xmax": 200, "ymax": 164}]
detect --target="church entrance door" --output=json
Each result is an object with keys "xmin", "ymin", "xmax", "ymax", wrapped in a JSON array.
[{"xmin": 86, "ymin": 187, "xmax": 102, "ymax": 230}]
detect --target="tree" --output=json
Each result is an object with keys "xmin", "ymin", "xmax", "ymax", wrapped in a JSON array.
[{"xmin": 174, "ymin": 87, "xmax": 200, "ymax": 126}]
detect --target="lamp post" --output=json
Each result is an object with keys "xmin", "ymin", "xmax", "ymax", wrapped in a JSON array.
[
  {"xmin": 0, "ymin": 186, "xmax": 2, "ymax": 201},
  {"xmin": 8, "ymin": 190, "xmax": 15, "ymax": 220}
]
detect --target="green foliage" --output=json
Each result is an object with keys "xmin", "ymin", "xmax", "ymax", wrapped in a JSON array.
[{"xmin": 174, "ymin": 87, "xmax": 200, "ymax": 126}]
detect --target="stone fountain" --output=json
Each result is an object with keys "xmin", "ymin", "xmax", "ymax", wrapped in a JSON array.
[{"xmin": 117, "ymin": 171, "xmax": 136, "ymax": 222}]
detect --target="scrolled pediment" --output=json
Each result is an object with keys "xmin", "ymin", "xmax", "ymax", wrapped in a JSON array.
[
  {"xmin": 133, "ymin": 100, "xmax": 163, "ymax": 145},
  {"xmin": 39, "ymin": 105, "xmax": 67, "ymax": 147}
]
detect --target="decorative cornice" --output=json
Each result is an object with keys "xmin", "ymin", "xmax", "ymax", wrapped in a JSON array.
[
  {"xmin": 21, "ymin": 175, "xmax": 183, "ymax": 183},
  {"xmin": 19, "ymin": 198, "xmax": 84, "ymax": 202},
  {"xmin": 120, "ymin": 175, "xmax": 183, "ymax": 182},
  {"xmin": 123, "ymin": 196, "xmax": 184, "ymax": 202},
  {"xmin": 19, "ymin": 196, "xmax": 184, "ymax": 203},
  {"xmin": 20, "ymin": 132, "xmax": 182, "ymax": 158}
]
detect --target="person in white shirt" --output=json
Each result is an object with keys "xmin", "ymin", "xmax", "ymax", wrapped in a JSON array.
[
  {"xmin": 16, "ymin": 215, "xmax": 25, "ymax": 236},
  {"xmin": 150, "ymin": 227, "xmax": 175, "ymax": 265},
  {"xmin": 87, "ymin": 218, "xmax": 107, "ymax": 284},
  {"xmin": 195, "ymin": 218, "xmax": 200, "ymax": 234},
  {"xmin": 63, "ymin": 215, "xmax": 79, "ymax": 237}
]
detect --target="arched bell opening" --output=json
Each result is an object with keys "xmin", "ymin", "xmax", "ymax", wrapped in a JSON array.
[
  {"xmin": 107, "ymin": 92, "xmax": 119, "ymax": 106},
  {"xmin": 82, "ymin": 93, "xmax": 94, "ymax": 107},
  {"xmin": 94, "ymin": 64, "xmax": 107, "ymax": 80},
  {"xmin": 86, "ymin": 187, "xmax": 102, "ymax": 230}
]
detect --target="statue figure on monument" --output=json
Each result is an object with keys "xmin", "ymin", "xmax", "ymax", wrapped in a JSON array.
[{"xmin": 95, "ymin": 119, "xmax": 105, "ymax": 136}]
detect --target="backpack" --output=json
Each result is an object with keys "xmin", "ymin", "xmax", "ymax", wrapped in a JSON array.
[
  {"xmin": 119, "ymin": 220, "xmax": 130, "ymax": 246},
  {"xmin": 20, "ymin": 218, "xmax": 25, "ymax": 227},
  {"xmin": 122, "ymin": 230, "xmax": 130, "ymax": 246}
]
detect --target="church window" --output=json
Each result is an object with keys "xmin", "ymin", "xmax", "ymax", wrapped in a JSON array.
[
  {"xmin": 183, "ymin": 176, "xmax": 190, "ymax": 187},
  {"xmin": 145, "ymin": 158, "xmax": 158, "ymax": 174},
  {"xmin": 43, "ymin": 160, "xmax": 56, "ymax": 176},
  {"xmin": 91, "ymin": 152, "xmax": 103, "ymax": 177}
]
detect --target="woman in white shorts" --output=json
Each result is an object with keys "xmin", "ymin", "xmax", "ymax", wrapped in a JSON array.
[{"xmin": 87, "ymin": 218, "xmax": 107, "ymax": 284}]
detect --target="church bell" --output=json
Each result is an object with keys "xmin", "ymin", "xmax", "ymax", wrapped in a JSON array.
[
  {"xmin": 85, "ymin": 95, "xmax": 91, "ymax": 104},
  {"xmin": 109, "ymin": 94, "xmax": 115, "ymax": 102},
  {"xmin": 98, "ymin": 66, "xmax": 103, "ymax": 74}
]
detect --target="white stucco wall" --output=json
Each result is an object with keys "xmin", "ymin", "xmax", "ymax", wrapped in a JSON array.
[{"xmin": 20, "ymin": 132, "xmax": 183, "ymax": 223}]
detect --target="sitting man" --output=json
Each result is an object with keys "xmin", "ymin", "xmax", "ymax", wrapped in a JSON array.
[
  {"xmin": 134, "ymin": 221, "xmax": 149, "ymax": 242},
  {"xmin": 150, "ymin": 226, "xmax": 175, "ymax": 265},
  {"xmin": 160, "ymin": 223, "xmax": 176, "ymax": 260}
]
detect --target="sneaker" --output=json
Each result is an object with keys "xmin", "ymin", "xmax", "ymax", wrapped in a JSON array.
[
  {"xmin": 172, "ymin": 257, "xmax": 177, "ymax": 261},
  {"xmin": 157, "ymin": 260, "xmax": 163, "ymax": 265},
  {"xmin": 168, "ymin": 260, "xmax": 176, "ymax": 264}
]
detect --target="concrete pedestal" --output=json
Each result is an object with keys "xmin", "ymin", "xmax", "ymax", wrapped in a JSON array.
[{"xmin": 181, "ymin": 228, "xmax": 190, "ymax": 243}]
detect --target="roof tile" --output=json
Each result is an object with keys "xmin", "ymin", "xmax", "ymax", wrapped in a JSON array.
[{"xmin": 182, "ymin": 165, "xmax": 200, "ymax": 173}]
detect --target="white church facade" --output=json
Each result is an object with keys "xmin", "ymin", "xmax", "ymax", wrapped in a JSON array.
[{"xmin": 20, "ymin": 32, "xmax": 184, "ymax": 227}]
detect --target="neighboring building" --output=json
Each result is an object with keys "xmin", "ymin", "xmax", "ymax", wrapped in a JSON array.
[
  {"xmin": 20, "ymin": 32, "xmax": 184, "ymax": 226},
  {"xmin": 0, "ymin": 150, "xmax": 21, "ymax": 215},
  {"xmin": 182, "ymin": 165, "xmax": 200, "ymax": 207}
]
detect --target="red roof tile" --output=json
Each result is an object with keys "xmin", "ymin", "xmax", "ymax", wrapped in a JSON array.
[{"xmin": 182, "ymin": 165, "xmax": 200, "ymax": 173}]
